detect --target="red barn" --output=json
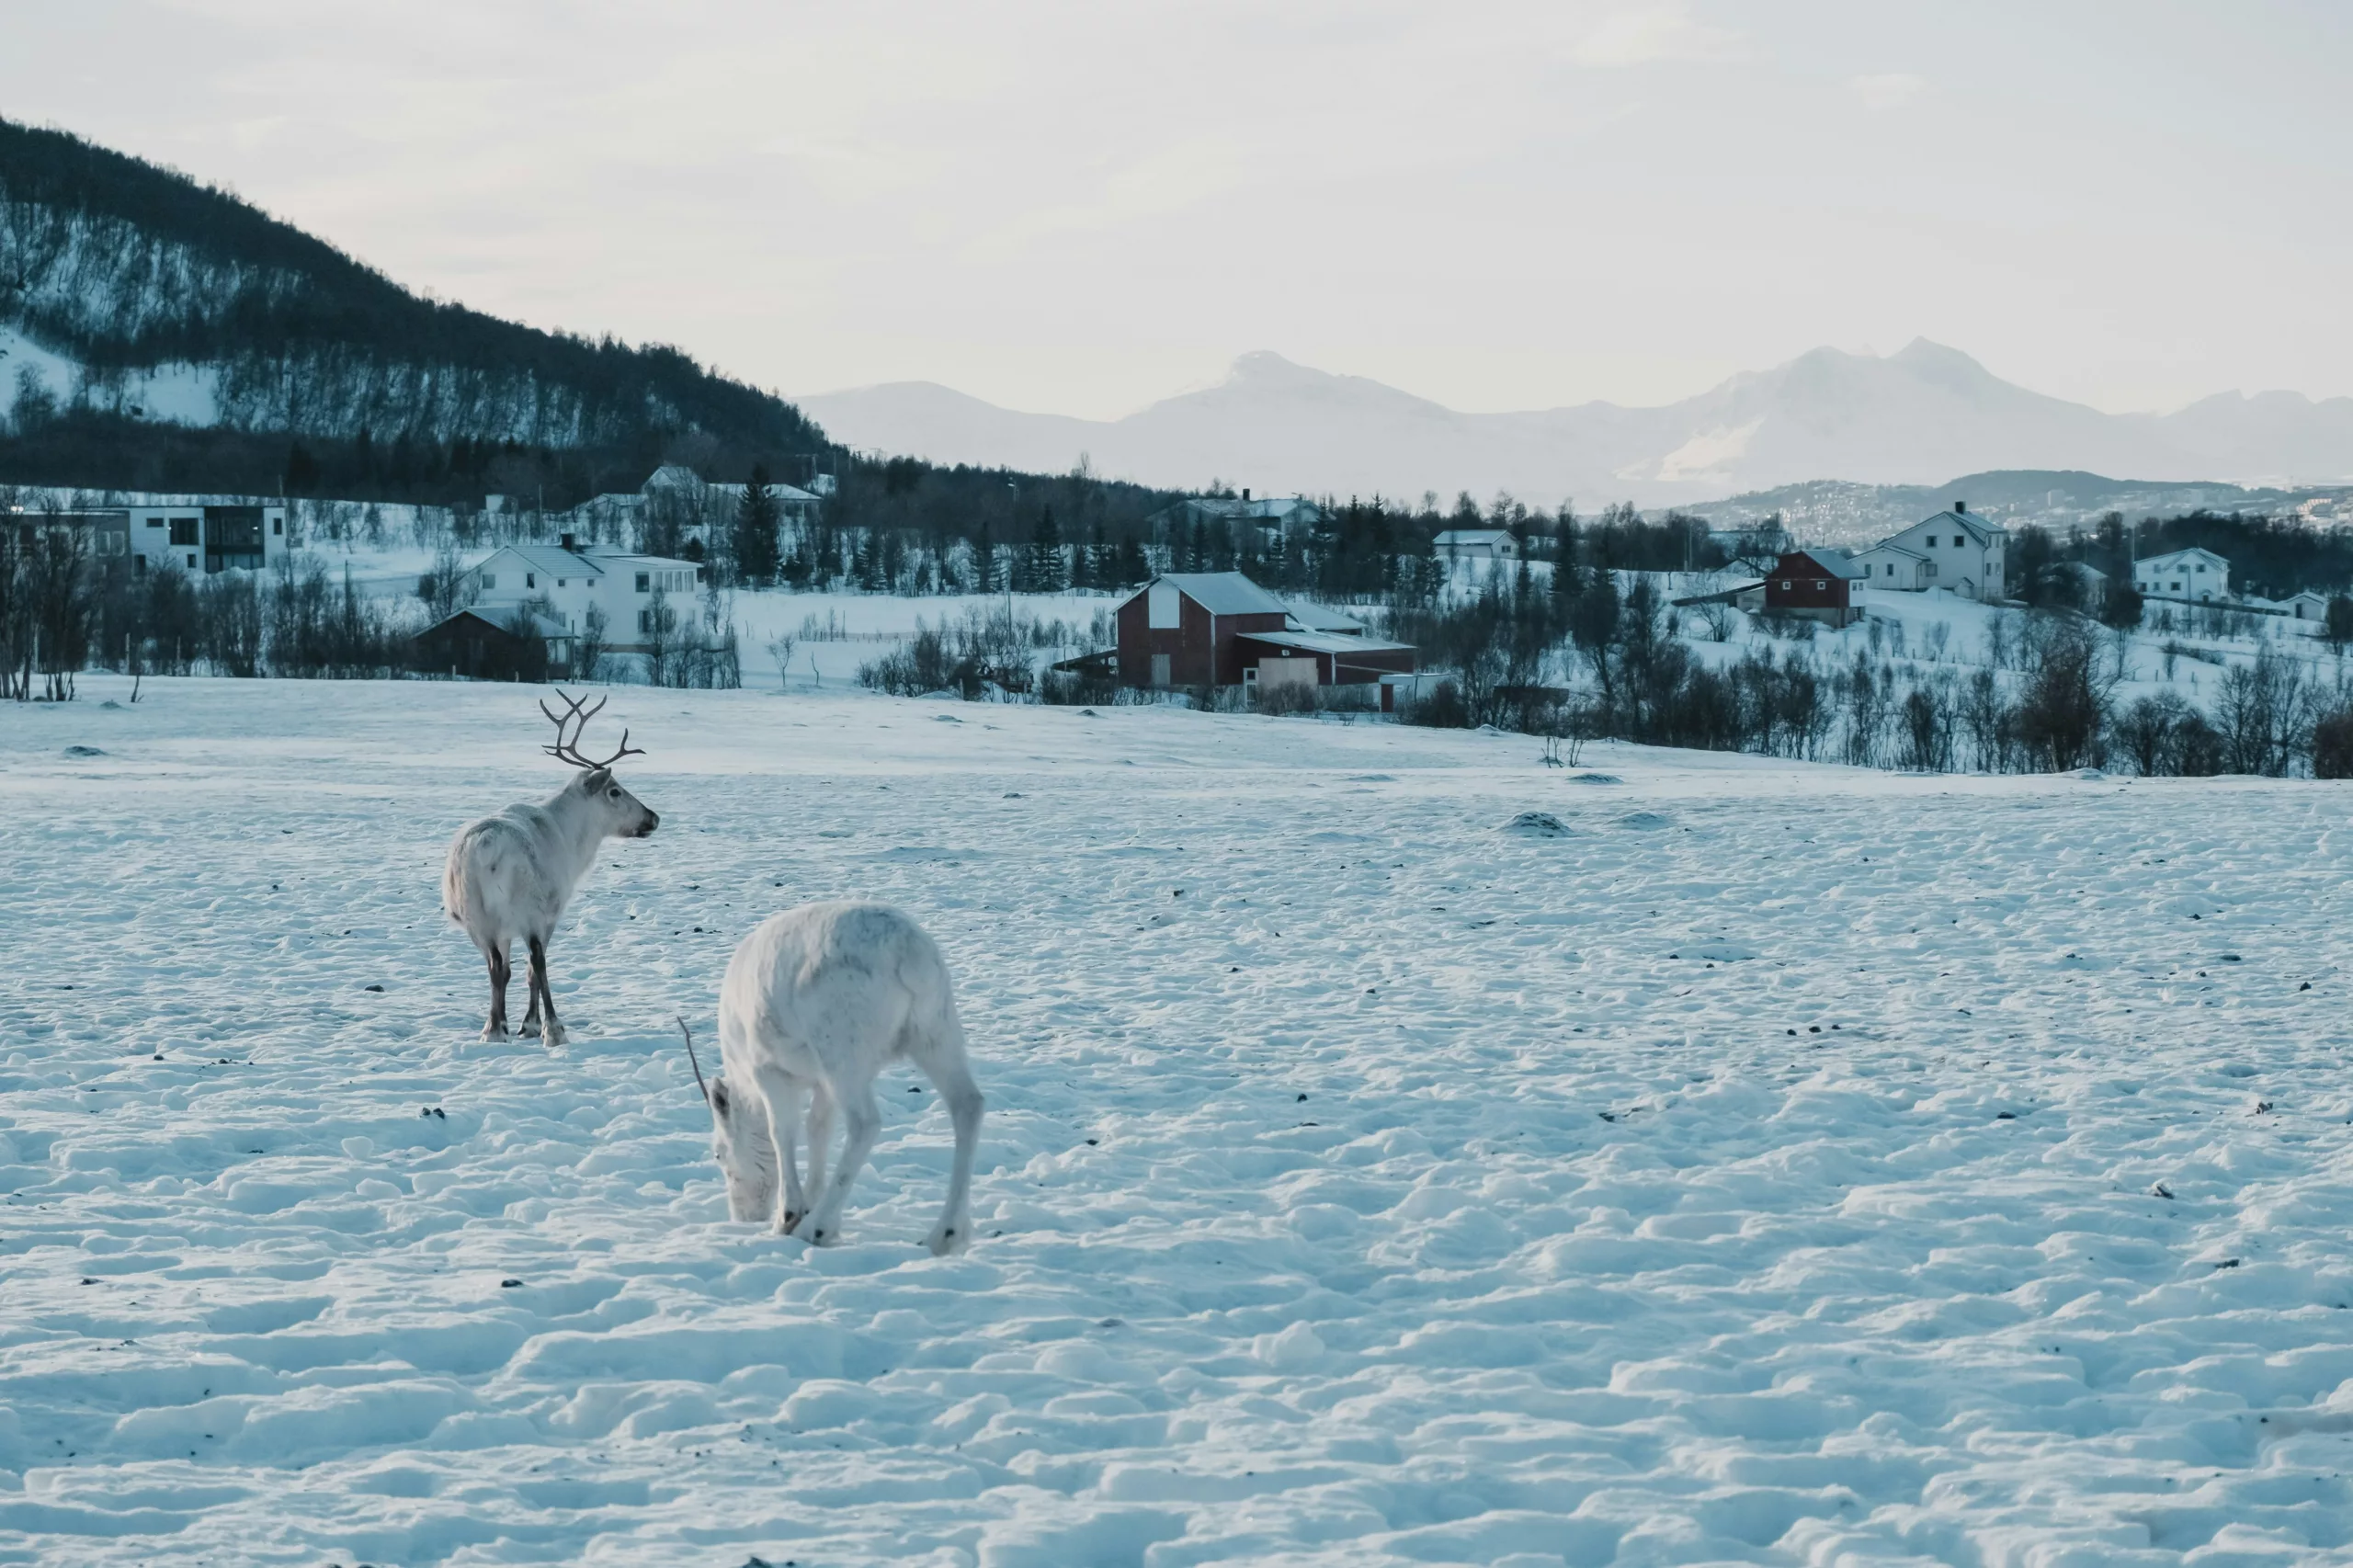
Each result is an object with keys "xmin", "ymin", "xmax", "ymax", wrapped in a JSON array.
[
  {"xmin": 1763, "ymin": 549, "xmax": 1863, "ymax": 627},
  {"xmin": 1113, "ymin": 572, "xmax": 1416, "ymax": 692}
]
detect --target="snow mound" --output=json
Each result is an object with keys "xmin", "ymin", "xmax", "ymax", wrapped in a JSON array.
[
  {"xmin": 1618, "ymin": 811, "xmax": 1673, "ymax": 831},
  {"xmin": 1500, "ymin": 810, "xmax": 1571, "ymax": 836},
  {"xmin": 1569, "ymin": 771, "xmax": 1622, "ymax": 785}
]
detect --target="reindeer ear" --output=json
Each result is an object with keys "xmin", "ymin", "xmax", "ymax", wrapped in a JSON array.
[{"xmin": 581, "ymin": 767, "xmax": 612, "ymax": 791}]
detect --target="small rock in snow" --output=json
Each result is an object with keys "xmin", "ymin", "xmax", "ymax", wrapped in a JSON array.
[{"xmin": 63, "ymin": 744, "xmax": 106, "ymax": 757}]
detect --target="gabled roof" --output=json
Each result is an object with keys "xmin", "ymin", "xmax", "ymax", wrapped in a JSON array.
[
  {"xmin": 425, "ymin": 607, "xmax": 570, "ymax": 640},
  {"xmin": 1154, "ymin": 572, "xmax": 1291, "ymax": 616},
  {"xmin": 1777, "ymin": 548, "xmax": 1863, "ymax": 579},
  {"xmin": 479, "ymin": 544, "xmax": 606, "ymax": 578},
  {"xmin": 1434, "ymin": 528, "xmax": 1514, "ymax": 545},
  {"xmin": 2135, "ymin": 547, "xmax": 2229, "ymax": 571},
  {"xmin": 1854, "ymin": 541, "xmax": 1927, "ymax": 562},
  {"xmin": 472, "ymin": 544, "xmax": 703, "ymax": 577},
  {"xmin": 1177, "ymin": 495, "xmax": 1318, "ymax": 519}
]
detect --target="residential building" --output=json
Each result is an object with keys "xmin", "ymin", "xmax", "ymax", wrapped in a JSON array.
[
  {"xmin": 460, "ymin": 534, "xmax": 703, "ymax": 654},
  {"xmin": 1763, "ymin": 549, "xmax": 1863, "ymax": 626},
  {"xmin": 2131, "ymin": 548, "xmax": 2230, "ymax": 603},
  {"xmin": 1849, "ymin": 505, "xmax": 2006, "ymax": 600},
  {"xmin": 1148, "ymin": 492, "xmax": 1324, "ymax": 542},
  {"xmin": 1433, "ymin": 528, "xmax": 1518, "ymax": 561},
  {"xmin": 1111, "ymin": 571, "xmax": 1415, "ymax": 690}
]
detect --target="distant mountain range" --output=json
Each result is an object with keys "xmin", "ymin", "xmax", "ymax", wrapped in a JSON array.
[{"xmin": 801, "ymin": 343, "xmax": 2353, "ymax": 513}]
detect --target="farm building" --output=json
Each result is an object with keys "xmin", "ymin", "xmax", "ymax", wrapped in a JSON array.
[
  {"xmin": 458, "ymin": 535, "xmax": 702, "ymax": 655},
  {"xmin": 413, "ymin": 607, "xmax": 568, "ymax": 682},
  {"xmin": 1433, "ymin": 528, "xmax": 1518, "ymax": 560},
  {"xmin": 1112, "ymin": 572, "xmax": 1415, "ymax": 695},
  {"xmin": 1764, "ymin": 549, "xmax": 1863, "ymax": 627}
]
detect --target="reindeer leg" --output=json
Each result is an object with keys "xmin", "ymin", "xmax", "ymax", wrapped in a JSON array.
[
  {"xmin": 797, "ymin": 1080, "xmax": 879, "ymax": 1247},
  {"xmin": 517, "ymin": 942, "xmax": 541, "ymax": 1037},
  {"xmin": 528, "ymin": 936, "xmax": 564, "ymax": 1048},
  {"xmin": 483, "ymin": 945, "xmax": 511, "ymax": 1040}
]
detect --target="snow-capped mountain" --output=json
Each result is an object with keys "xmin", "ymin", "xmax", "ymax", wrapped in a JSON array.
[{"xmin": 801, "ymin": 342, "xmax": 2353, "ymax": 505}]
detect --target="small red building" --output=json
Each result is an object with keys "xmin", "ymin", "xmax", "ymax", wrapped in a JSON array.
[
  {"xmin": 1112, "ymin": 572, "xmax": 1416, "ymax": 692},
  {"xmin": 1763, "ymin": 549, "xmax": 1863, "ymax": 626}
]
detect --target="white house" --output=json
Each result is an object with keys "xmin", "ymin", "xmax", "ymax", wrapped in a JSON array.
[
  {"xmin": 461, "ymin": 535, "xmax": 704, "ymax": 654},
  {"xmin": 549, "ymin": 466, "xmax": 821, "ymax": 556},
  {"xmin": 2132, "ymin": 548, "xmax": 2230, "ymax": 603},
  {"xmin": 1849, "ymin": 506, "xmax": 2006, "ymax": 600},
  {"xmin": 1433, "ymin": 528, "xmax": 1519, "ymax": 560}
]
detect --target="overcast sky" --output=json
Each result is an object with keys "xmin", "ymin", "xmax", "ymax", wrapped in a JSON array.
[{"xmin": 7, "ymin": 1, "xmax": 2350, "ymax": 420}]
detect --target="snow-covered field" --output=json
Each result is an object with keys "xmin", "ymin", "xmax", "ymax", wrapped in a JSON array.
[{"xmin": 6, "ymin": 678, "xmax": 2353, "ymax": 1566}]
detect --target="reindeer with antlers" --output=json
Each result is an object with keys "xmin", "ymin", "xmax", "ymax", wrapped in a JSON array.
[{"xmin": 442, "ymin": 691, "xmax": 661, "ymax": 1044}]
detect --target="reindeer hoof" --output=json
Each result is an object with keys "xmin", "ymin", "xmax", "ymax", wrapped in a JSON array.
[
  {"xmin": 778, "ymin": 1209, "xmax": 805, "ymax": 1233},
  {"xmin": 480, "ymin": 1024, "xmax": 508, "ymax": 1041},
  {"xmin": 542, "ymin": 1026, "xmax": 566, "ymax": 1048},
  {"xmin": 924, "ymin": 1221, "xmax": 967, "ymax": 1257}
]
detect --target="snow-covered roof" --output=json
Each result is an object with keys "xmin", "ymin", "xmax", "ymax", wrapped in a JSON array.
[
  {"xmin": 1923, "ymin": 509, "xmax": 2004, "ymax": 544},
  {"xmin": 1181, "ymin": 495, "xmax": 1317, "ymax": 519},
  {"xmin": 2135, "ymin": 548, "xmax": 2229, "ymax": 572},
  {"xmin": 1236, "ymin": 629, "xmax": 1416, "ymax": 655},
  {"xmin": 1434, "ymin": 528, "xmax": 1514, "ymax": 546},
  {"xmin": 1285, "ymin": 599, "xmax": 1367, "ymax": 633},
  {"xmin": 477, "ymin": 544, "xmax": 606, "ymax": 578},
  {"xmin": 1155, "ymin": 573, "xmax": 1291, "ymax": 617},
  {"xmin": 1779, "ymin": 548, "xmax": 1863, "ymax": 579},
  {"xmin": 471, "ymin": 544, "xmax": 701, "ymax": 577},
  {"xmin": 1855, "ymin": 541, "xmax": 1927, "ymax": 562}
]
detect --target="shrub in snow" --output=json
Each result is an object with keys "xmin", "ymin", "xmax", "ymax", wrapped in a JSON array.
[{"xmin": 693, "ymin": 901, "xmax": 984, "ymax": 1256}]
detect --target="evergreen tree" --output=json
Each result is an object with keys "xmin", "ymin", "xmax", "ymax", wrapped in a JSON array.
[
  {"xmin": 733, "ymin": 464, "xmax": 783, "ymax": 586},
  {"xmin": 1030, "ymin": 504, "xmax": 1066, "ymax": 592}
]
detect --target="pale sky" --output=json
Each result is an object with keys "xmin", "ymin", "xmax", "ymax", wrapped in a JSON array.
[{"xmin": 8, "ymin": 1, "xmax": 2351, "ymax": 420}]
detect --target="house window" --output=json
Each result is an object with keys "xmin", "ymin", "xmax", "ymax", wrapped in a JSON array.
[
  {"xmin": 557, "ymin": 579, "xmax": 567, "ymax": 587},
  {"xmin": 481, "ymin": 574, "xmax": 497, "ymax": 590},
  {"xmin": 168, "ymin": 518, "xmax": 199, "ymax": 546},
  {"xmin": 133, "ymin": 554, "xmax": 146, "ymax": 572},
  {"xmin": 1779, "ymin": 581, "xmax": 1790, "ymax": 591},
  {"xmin": 186, "ymin": 552, "xmax": 197, "ymax": 568},
  {"xmin": 271, "ymin": 517, "xmax": 283, "ymax": 536},
  {"xmin": 638, "ymin": 608, "xmax": 652, "ymax": 633},
  {"xmin": 1925, "ymin": 562, "xmax": 1938, "ymax": 579},
  {"xmin": 145, "ymin": 516, "xmax": 164, "ymax": 528},
  {"xmin": 636, "ymin": 573, "xmax": 651, "ymax": 593},
  {"xmin": 1814, "ymin": 580, "xmax": 1827, "ymax": 591}
]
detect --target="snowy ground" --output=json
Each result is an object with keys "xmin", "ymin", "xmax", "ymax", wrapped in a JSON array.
[{"xmin": 6, "ymin": 679, "xmax": 2353, "ymax": 1567}]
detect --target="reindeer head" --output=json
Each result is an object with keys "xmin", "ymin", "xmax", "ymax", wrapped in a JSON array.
[
  {"xmin": 680, "ymin": 1019, "xmax": 773, "ymax": 1221},
  {"xmin": 541, "ymin": 690, "xmax": 660, "ymax": 838}
]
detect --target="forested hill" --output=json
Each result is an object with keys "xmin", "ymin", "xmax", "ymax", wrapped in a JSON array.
[{"xmin": 0, "ymin": 118, "xmax": 828, "ymax": 502}]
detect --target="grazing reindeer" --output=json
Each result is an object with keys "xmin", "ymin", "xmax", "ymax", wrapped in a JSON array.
[
  {"xmin": 443, "ymin": 692, "xmax": 659, "ymax": 1044},
  {"xmin": 683, "ymin": 902, "xmax": 984, "ymax": 1254}
]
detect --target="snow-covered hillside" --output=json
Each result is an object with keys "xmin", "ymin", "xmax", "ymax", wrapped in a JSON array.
[{"xmin": 5, "ymin": 680, "xmax": 2351, "ymax": 1564}]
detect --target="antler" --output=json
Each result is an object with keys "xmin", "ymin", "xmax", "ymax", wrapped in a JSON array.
[
  {"xmin": 540, "ymin": 688, "xmax": 646, "ymax": 770},
  {"xmin": 677, "ymin": 1015, "xmax": 710, "ymax": 1105}
]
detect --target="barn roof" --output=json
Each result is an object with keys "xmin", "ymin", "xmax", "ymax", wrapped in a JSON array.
[
  {"xmin": 1284, "ymin": 599, "xmax": 1367, "ymax": 633},
  {"xmin": 1236, "ymin": 629, "xmax": 1415, "ymax": 655},
  {"xmin": 1158, "ymin": 572, "xmax": 1292, "ymax": 616}
]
